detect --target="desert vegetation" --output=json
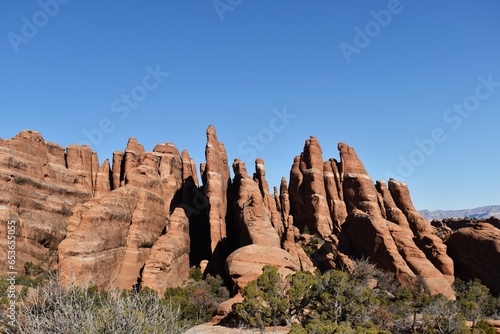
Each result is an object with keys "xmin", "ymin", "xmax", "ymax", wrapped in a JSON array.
[
  {"xmin": 1, "ymin": 260, "xmax": 499, "ymax": 333},
  {"xmin": 1, "ymin": 267, "xmax": 229, "ymax": 333},
  {"xmin": 230, "ymin": 261, "xmax": 499, "ymax": 333}
]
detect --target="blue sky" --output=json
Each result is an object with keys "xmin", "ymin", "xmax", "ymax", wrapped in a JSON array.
[{"xmin": 1, "ymin": 1, "xmax": 499, "ymax": 210}]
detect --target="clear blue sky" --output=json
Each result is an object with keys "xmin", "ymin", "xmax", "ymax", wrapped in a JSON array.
[{"xmin": 1, "ymin": 1, "xmax": 499, "ymax": 210}]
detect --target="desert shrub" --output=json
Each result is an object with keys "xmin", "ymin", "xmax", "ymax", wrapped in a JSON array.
[
  {"xmin": 16, "ymin": 276, "xmax": 191, "ymax": 334},
  {"xmin": 290, "ymin": 319, "xmax": 390, "ymax": 334},
  {"xmin": 312, "ymin": 269, "xmax": 380, "ymax": 327},
  {"xmin": 164, "ymin": 274, "xmax": 229, "ymax": 324},
  {"xmin": 350, "ymin": 258, "xmax": 400, "ymax": 295},
  {"xmin": 290, "ymin": 319, "xmax": 352, "ymax": 334},
  {"xmin": 234, "ymin": 265, "xmax": 288, "ymax": 329},
  {"xmin": 472, "ymin": 319, "xmax": 496, "ymax": 334},
  {"xmin": 23, "ymin": 262, "xmax": 43, "ymax": 277},
  {"xmin": 302, "ymin": 233, "xmax": 324, "ymax": 257},
  {"xmin": 455, "ymin": 279, "xmax": 498, "ymax": 327},
  {"xmin": 188, "ymin": 267, "xmax": 203, "ymax": 281},
  {"xmin": 231, "ymin": 262, "xmax": 500, "ymax": 333},
  {"xmin": 287, "ymin": 270, "xmax": 317, "ymax": 323},
  {"xmin": 421, "ymin": 294, "xmax": 470, "ymax": 334}
]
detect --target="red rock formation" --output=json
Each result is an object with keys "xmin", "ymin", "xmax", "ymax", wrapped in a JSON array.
[
  {"xmin": 153, "ymin": 143, "xmax": 183, "ymax": 217},
  {"xmin": 232, "ymin": 159, "xmax": 281, "ymax": 248},
  {"xmin": 438, "ymin": 217, "xmax": 500, "ymax": 231},
  {"xmin": 323, "ymin": 158, "xmax": 347, "ymax": 233},
  {"xmin": 279, "ymin": 177, "xmax": 290, "ymax": 221},
  {"xmin": 446, "ymin": 224, "xmax": 500, "ymax": 295},
  {"xmin": 0, "ymin": 131, "xmax": 95, "ymax": 273},
  {"xmin": 141, "ymin": 207, "xmax": 190, "ymax": 294},
  {"xmin": 376, "ymin": 181, "xmax": 411, "ymax": 231},
  {"xmin": 95, "ymin": 159, "xmax": 111, "ymax": 195},
  {"xmin": 59, "ymin": 165, "xmax": 166, "ymax": 290},
  {"xmin": 338, "ymin": 143, "xmax": 455, "ymax": 299},
  {"xmin": 180, "ymin": 149, "xmax": 202, "ymax": 215},
  {"xmin": 288, "ymin": 156, "xmax": 304, "ymax": 227},
  {"xmin": 59, "ymin": 138, "xmax": 192, "ymax": 291},
  {"xmin": 388, "ymin": 179, "xmax": 454, "ymax": 284},
  {"xmin": 65, "ymin": 144, "xmax": 98, "ymax": 194},
  {"xmin": 226, "ymin": 157, "xmax": 308, "ymax": 291},
  {"xmin": 274, "ymin": 176, "xmax": 314, "ymax": 271},
  {"xmin": 254, "ymin": 158, "xmax": 284, "ymax": 236},
  {"xmin": 378, "ymin": 181, "xmax": 455, "ymax": 297},
  {"xmin": 181, "ymin": 149, "xmax": 211, "ymax": 267},
  {"xmin": 123, "ymin": 138, "xmax": 145, "ymax": 179},
  {"xmin": 225, "ymin": 244, "xmax": 300, "ymax": 290},
  {"xmin": 282, "ymin": 215, "xmax": 314, "ymax": 272},
  {"xmin": 202, "ymin": 125, "xmax": 231, "ymax": 254},
  {"xmin": 1, "ymin": 128, "xmax": 492, "ymax": 299},
  {"xmin": 182, "ymin": 149, "xmax": 199, "ymax": 187},
  {"xmin": 111, "ymin": 151, "xmax": 124, "ymax": 189},
  {"xmin": 288, "ymin": 137, "xmax": 334, "ymax": 237}
]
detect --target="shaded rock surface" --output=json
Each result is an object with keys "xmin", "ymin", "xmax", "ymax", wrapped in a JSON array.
[
  {"xmin": 436, "ymin": 217, "xmax": 500, "ymax": 230},
  {"xmin": 446, "ymin": 223, "xmax": 500, "ymax": 295},
  {"xmin": 254, "ymin": 158, "xmax": 284, "ymax": 237}
]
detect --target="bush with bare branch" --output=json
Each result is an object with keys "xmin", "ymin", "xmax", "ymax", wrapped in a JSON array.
[{"xmin": 15, "ymin": 275, "xmax": 191, "ymax": 334}]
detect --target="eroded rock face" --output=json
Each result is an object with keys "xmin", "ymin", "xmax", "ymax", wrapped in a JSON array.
[
  {"xmin": 338, "ymin": 143, "xmax": 455, "ymax": 299},
  {"xmin": 225, "ymin": 244, "xmax": 300, "ymax": 290},
  {"xmin": 376, "ymin": 180, "xmax": 456, "ymax": 297},
  {"xmin": 123, "ymin": 138, "xmax": 145, "ymax": 180},
  {"xmin": 224, "ymin": 157, "xmax": 310, "ymax": 285},
  {"xmin": 141, "ymin": 207, "xmax": 190, "ymax": 294},
  {"xmin": 59, "ymin": 139, "xmax": 192, "ymax": 292},
  {"xmin": 388, "ymin": 179, "xmax": 454, "ymax": 284},
  {"xmin": 59, "ymin": 165, "xmax": 166, "ymax": 290},
  {"xmin": 282, "ymin": 215, "xmax": 314, "ymax": 272},
  {"xmin": 339, "ymin": 143, "xmax": 411, "ymax": 276},
  {"xmin": 0, "ymin": 131, "xmax": 97, "ymax": 273},
  {"xmin": 202, "ymin": 125, "xmax": 231, "ymax": 254},
  {"xmin": 446, "ymin": 224, "xmax": 500, "ymax": 295},
  {"xmin": 153, "ymin": 143, "xmax": 183, "ymax": 217},
  {"xmin": 232, "ymin": 159, "xmax": 281, "ymax": 248},
  {"xmin": 323, "ymin": 158, "xmax": 347, "ymax": 233},
  {"xmin": 111, "ymin": 151, "xmax": 124, "ymax": 189},
  {"xmin": 95, "ymin": 159, "xmax": 111, "ymax": 196},
  {"xmin": 254, "ymin": 158, "xmax": 284, "ymax": 237},
  {"xmin": 288, "ymin": 137, "xmax": 334, "ymax": 237}
]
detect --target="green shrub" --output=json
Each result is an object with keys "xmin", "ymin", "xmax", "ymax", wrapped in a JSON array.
[
  {"xmin": 473, "ymin": 319, "xmax": 496, "ymax": 334},
  {"xmin": 164, "ymin": 274, "xmax": 229, "ymax": 324},
  {"xmin": 188, "ymin": 267, "xmax": 203, "ymax": 281},
  {"xmin": 234, "ymin": 265, "xmax": 288, "ymax": 329},
  {"xmin": 303, "ymin": 234, "xmax": 324, "ymax": 257},
  {"xmin": 456, "ymin": 278, "xmax": 497, "ymax": 326}
]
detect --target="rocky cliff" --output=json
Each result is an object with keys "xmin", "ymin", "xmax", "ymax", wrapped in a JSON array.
[{"xmin": 1, "ymin": 127, "xmax": 498, "ymax": 298}]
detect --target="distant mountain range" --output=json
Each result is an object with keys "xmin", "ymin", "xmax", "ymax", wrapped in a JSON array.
[{"xmin": 419, "ymin": 205, "xmax": 500, "ymax": 220}]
